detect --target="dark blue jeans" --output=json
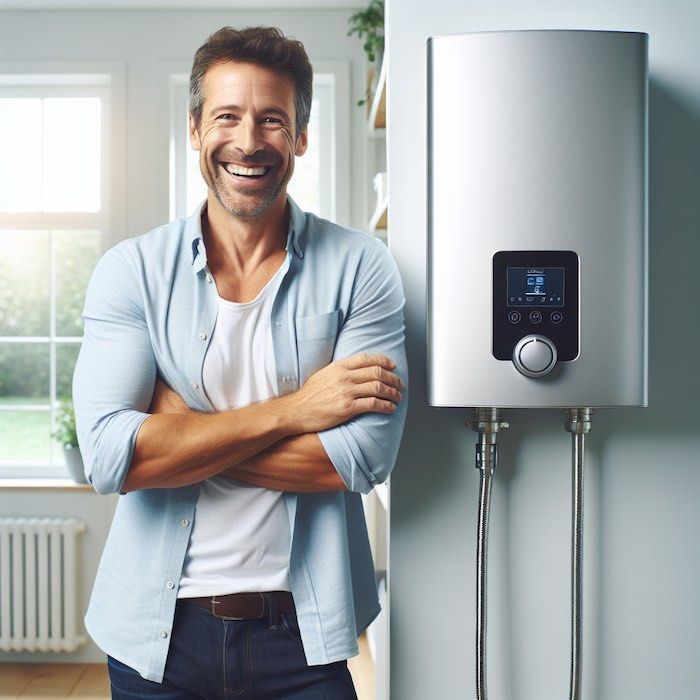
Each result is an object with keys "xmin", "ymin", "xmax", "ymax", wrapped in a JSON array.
[{"xmin": 107, "ymin": 599, "xmax": 357, "ymax": 699}]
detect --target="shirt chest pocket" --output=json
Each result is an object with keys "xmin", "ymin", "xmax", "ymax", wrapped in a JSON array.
[{"xmin": 295, "ymin": 309, "xmax": 342, "ymax": 384}]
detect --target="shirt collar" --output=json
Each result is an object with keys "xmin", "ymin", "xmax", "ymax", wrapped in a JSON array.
[
  {"xmin": 286, "ymin": 196, "xmax": 306, "ymax": 260},
  {"xmin": 188, "ymin": 201, "xmax": 208, "ymax": 273},
  {"xmin": 188, "ymin": 196, "xmax": 306, "ymax": 274}
]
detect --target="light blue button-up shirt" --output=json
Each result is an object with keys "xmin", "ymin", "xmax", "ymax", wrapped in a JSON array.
[{"xmin": 73, "ymin": 198, "xmax": 407, "ymax": 683}]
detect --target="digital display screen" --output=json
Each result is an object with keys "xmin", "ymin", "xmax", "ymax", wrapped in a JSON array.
[{"xmin": 507, "ymin": 267, "xmax": 564, "ymax": 307}]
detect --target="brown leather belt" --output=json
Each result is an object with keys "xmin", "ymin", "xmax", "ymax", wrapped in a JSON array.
[{"xmin": 181, "ymin": 591, "xmax": 295, "ymax": 620}]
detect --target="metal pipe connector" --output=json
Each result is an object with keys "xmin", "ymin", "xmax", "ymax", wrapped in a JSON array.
[
  {"xmin": 565, "ymin": 407, "xmax": 592, "ymax": 435},
  {"xmin": 466, "ymin": 408, "xmax": 509, "ymax": 472}
]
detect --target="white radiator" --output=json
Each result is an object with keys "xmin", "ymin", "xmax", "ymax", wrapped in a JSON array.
[{"xmin": 0, "ymin": 517, "xmax": 86, "ymax": 653}]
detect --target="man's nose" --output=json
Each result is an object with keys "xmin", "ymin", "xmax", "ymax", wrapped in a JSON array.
[{"xmin": 235, "ymin": 115, "xmax": 262, "ymax": 156}]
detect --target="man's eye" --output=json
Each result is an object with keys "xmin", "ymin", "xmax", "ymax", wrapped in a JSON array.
[
  {"xmin": 262, "ymin": 117, "xmax": 282, "ymax": 125},
  {"xmin": 217, "ymin": 113, "xmax": 236, "ymax": 121}
]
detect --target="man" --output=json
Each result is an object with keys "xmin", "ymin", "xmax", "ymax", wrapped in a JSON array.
[{"xmin": 73, "ymin": 25, "xmax": 407, "ymax": 699}]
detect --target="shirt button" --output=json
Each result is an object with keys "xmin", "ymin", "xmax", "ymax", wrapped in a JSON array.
[
  {"xmin": 181, "ymin": 519, "xmax": 189, "ymax": 527},
  {"xmin": 198, "ymin": 332, "xmax": 207, "ymax": 341},
  {"xmin": 190, "ymin": 380, "xmax": 199, "ymax": 389},
  {"xmin": 206, "ymin": 274, "xmax": 213, "ymax": 283},
  {"xmin": 159, "ymin": 630, "xmax": 168, "ymax": 639},
  {"xmin": 166, "ymin": 581, "xmax": 175, "ymax": 589},
  {"xmin": 275, "ymin": 321, "xmax": 282, "ymax": 328}
]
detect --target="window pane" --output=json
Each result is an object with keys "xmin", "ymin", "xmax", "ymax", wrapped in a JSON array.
[
  {"xmin": 0, "ymin": 230, "xmax": 50, "ymax": 336},
  {"xmin": 0, "ymin": 342, "xmax": 50, "ymax": 400},
  {"xmin": 0, "ymin": 408, "xmax": 51, "ymax": 463},
  {"xmin": 43, "ymin": 98, "xmax": 101, "ymax": 212},
  {"xmin": 0, "ymin": 98, "xmax": 42, "ymax": 212},
  {"xmin": 288, "ymin": 97, "xmax": 321, "ymax": 215},
  {"xmin": 54, "ymin": 230, "xmax": 101, "ymax": 337},
  {"xmin": 56, "ymin": 342, "xmax": 81, "ymax": 400}
]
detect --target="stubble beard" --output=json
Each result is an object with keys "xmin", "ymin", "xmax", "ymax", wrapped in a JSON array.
[{"xmin": 205, "ymin": 155, "xmax": 293, "ymax": 220}]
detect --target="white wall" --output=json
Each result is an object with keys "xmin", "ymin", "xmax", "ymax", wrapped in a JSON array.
[
  {"xmin": 0, "ymin": 489, "xmax": 116, "ymax": 664},
  {"xmin": 0, "ymin": 6, "xmax": 367, "ymax": 665},
  {"xmin": 0, "ymin": 8, "xmax": 368, "ymax": 235},
  {"xmin": 387, "ymin": 1, "xmax": 700, "ymax": 699}
]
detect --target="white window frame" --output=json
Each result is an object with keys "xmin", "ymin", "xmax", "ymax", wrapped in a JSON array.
[
  {"xmin": 168, "ymin": 60, "xmax": 350, "ymax": 226},
  {"xmin": 0, "ymin": 61, "xmax": 125, "ymax": 480}
]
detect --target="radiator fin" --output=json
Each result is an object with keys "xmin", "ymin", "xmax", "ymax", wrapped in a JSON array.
[{"xmin": 0, "ymin": 517, "xmax": 86, "ymax": 653}]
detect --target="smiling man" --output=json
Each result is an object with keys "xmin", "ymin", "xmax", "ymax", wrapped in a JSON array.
[
  {"xmin": 73, "ymin": 26, "xmax": 407, "ymax": 699},
  {"xmin": 196, "ymin": 60, "xmax": 300, "ymax": 220}
]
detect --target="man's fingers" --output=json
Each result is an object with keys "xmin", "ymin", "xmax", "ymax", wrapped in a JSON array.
[
  {"xmin": 353, "ymin": 397, "xmax": 397, "ymax": 414},
  {"xmin": 338, "ymin": 352, "xmax": 396, "ymax": 371},
  {"xmin": 353, "ymin": 380, "xmax": 403, "ymax": 403},
  {"xmin": 349, "ymin": 366, "xmax": 404, "ymax": 390}
]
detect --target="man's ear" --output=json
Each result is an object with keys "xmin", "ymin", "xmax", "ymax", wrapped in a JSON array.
[
  {"xmin": 189, "ymin": 113, "xmax": 202, "ymax": 151},
  {"xmin": 295, "ymin": 128, "xmax": 308, "ymax": 157}
]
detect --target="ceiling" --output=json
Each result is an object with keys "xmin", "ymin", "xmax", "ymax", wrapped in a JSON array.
[{"xmin": 0, "ymin": 0, "xmax": 366, "ymax": 8}]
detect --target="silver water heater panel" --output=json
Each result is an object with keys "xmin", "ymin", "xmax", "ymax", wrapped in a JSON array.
[{"xmin": 427, "ymin": 30, "xmax": 648, "ymax": 408}]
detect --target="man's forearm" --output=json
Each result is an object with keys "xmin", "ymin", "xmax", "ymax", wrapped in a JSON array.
[
  {"xmin": 220, "ymin": 433, "xmax": 346, "ymax": 492},
  {"xmin": 123, "ymin": 399, "xmax": 295, "ymax": 492},
  {"xmin": 124, "ymin": 353, "xmax": 402, "ymax": 493}
]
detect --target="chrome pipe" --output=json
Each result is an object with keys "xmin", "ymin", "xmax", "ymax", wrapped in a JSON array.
[
  {"xmin": 467, "ymin": 409, "xmax": 508, "ymax": 700},
  {"xmin": 564, "ymin": 408, "xmax": 591, "ymax": 700},
  {"xmin": 476, "ymin": 466, "xmax": 492, "ymax": 700}
]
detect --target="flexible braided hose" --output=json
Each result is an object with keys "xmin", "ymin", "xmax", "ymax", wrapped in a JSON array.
[
  {"xmin": 565, "ymin": 407, "xmax": 591, "ymax": 700},
  {"xmin": 476, "ymin": 466, "xmax": 493, "ymax": 700},
  {"xmin": 569, "ymin": 429, "xmax": 585, "ymax": 700}
]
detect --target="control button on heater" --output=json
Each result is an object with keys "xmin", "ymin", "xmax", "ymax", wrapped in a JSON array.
[
  {"xmin": 529, "ymin": 310, "xmax": 543, "ymax": 324},
  {"xmin": 508, "ymin": 310, "xmax": 521, "ymax": 324},
  {"xmin": 550, "ymin": 311, "xmax": 563, "ymax": 324},
  {"xmin": 513, "ymin": 335, "xmax": 557, "ymax": 378}
]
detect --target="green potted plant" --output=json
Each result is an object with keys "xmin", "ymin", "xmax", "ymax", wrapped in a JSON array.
[
  {"xmin": 347, "ymin": 0, "xmax": 385, "ymax": 106},
  {"xmin": 53, "ymin": 399, "xmax": 87, "ymax": 484},
  {"xmin": 348, "ymin": 0, "xmax": 384, "ymax": 64}
]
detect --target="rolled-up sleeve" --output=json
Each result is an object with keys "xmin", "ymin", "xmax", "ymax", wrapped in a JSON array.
[
  {"xmin": 318, "ymin": 241, "xmax": 408, "ymax": 494},
  {"xmin": 72, "ymin": 245, "xmax": 156, "ymax": 495}
]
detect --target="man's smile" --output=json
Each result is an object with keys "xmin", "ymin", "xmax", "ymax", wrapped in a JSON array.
[{"xmin": 221, "ymin": 162, "xmax": 272, "ymax": 179}]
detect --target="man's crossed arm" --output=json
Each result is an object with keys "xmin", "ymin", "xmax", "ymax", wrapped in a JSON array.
[{"xmin": 121, "ymin": 353, "xmax": 404, "ymax": 494}]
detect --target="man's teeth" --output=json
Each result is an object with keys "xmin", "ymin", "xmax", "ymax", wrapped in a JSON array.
[{"xmin": 224, "ymin": 164, "xmax": 268, "ymax": 176}]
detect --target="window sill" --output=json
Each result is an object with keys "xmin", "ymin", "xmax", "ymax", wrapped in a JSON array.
[{"xmin": 0, "ymin": 478, "xmax": 94, "ymax": 492}]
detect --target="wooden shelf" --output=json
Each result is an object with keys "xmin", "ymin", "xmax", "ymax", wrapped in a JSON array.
[
  {"xmin": 375, "ymin": 482, "xmax": 389, "ymax": 511},
  {"xmin": 0, "ymin": 479, "xmax": 94, "ymax": 492},
  {"xmin": 367, "ymin": 58, "xmax": 387, "ymax": 132},
  {"xmin": 368, "ymin": 198, "xmax": 388, "ymax": 233}
]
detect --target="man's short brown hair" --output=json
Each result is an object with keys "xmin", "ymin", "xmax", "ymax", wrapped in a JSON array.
[{"xmin": 190, "ymin": 26, "xmax": 313, "ymax": 136}]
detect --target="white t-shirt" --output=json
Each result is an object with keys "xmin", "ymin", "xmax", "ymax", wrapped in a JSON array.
[{"xmin": 178, "ymin": 259, "xmax": 291, "ymax": 597}]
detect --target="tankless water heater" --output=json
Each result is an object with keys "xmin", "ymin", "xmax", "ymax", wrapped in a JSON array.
[{"xmin": 427, "ymin": 30, "xmax": 648, "ymax": 408}]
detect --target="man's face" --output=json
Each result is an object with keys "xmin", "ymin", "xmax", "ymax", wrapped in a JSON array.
[{"xmin": 189, "ymin": 60, "xmax": 307, "ymax": 220}]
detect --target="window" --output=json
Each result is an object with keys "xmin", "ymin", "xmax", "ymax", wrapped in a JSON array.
[
  {"xmin": 169, "ymin": 62, "xmax": 349, "ymax": 223},
  {"xmin": 0, "ymin": 73, "xmax": 112, "ymax": 478},
  {"xmin": 0, "ymin": 97, "xmax": 101, "ymax": 213}
]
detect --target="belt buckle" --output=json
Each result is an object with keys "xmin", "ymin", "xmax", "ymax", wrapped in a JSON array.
[
  {"xmin": 210, "ymin": 593, "xmax": 265, "ymax": 621},
  {"xmin": 211, "ymin": 595, "xmax": 243, "ymax": 621}
]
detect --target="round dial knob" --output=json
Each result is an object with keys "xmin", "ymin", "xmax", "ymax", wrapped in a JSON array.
[{"xmin": 513, "ymin": 335, "xmax": 557, "ymax": 378}]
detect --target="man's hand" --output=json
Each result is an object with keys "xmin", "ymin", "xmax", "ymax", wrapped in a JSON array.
[
  {"xmin": 147, "ymin": 352, "xmax": 403, "ymax": 435},
  {"xmin": 126, "ymin": 354, "xmax": 401, "ymax": 493},
  {"xmin": 278, "ymin": 352, "xmax": 404, "ymax": 434}
]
